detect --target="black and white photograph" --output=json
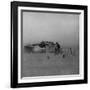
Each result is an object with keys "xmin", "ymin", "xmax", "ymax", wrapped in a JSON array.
[
  {"xmin": 11, "ymin": 1, "xmax": 87, "ymax": 88},
  {"xmin": 22, "ymin": 10, "xmax": 79, "ymax": 77}
]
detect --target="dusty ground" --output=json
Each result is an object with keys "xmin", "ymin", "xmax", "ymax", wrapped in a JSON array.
[{"xmin": 21, "ymin": 48, "xmax": 79, "ymax": 77}]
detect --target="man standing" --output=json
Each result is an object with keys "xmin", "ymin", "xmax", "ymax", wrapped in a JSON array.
[{"xmin": 55, "ymin": 42, "xmax": 60, "ymax": 55}]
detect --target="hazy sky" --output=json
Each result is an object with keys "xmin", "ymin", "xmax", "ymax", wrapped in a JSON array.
[{"xmin": 23, "ymin": 11, "xmax": 79, "ymax": 47}]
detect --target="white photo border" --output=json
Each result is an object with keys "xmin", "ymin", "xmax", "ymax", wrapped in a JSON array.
[{"xmin": 18, "ymin": 6, "xmax": 84, "ymax": 83}]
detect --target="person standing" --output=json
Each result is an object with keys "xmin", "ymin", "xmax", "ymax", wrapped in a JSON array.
[{"xmin": 55, "ymin": 42, "xmax": 60, "ymax": 55}]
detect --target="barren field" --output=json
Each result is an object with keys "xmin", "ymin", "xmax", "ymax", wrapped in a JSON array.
[{"xmin": 21, "ymin": 48, "xmax": 79, "ymax": 77}]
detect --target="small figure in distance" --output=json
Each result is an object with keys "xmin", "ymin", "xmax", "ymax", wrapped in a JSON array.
[
  {"xmin": 70, "ymin": 48, "xmax": 72, "ymax": 55},
  {"xmin": 55, "ymin": 42, "xmax": 61, "ymax": 55},
  {"xmin": 62, "ymin": 54, "xmax": 66, "ymax": 58}
]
